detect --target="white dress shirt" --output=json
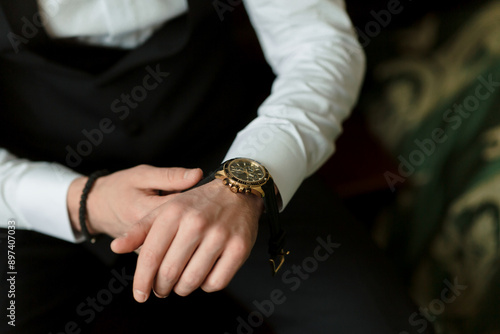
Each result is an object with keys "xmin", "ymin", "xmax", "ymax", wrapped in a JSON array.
[{"xmin": 0, "ymin": 0, "xmax": 365, "ymax": 242}]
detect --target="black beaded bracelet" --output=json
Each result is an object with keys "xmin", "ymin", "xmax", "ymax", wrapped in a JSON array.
[{"xmin": 79, "ymin": 170, "xmax": 109, "ymax": 243}]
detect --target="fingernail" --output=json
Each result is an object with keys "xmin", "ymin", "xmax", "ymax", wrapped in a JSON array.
[
  {"xmin": 184, "ymin": 169, "xmax": 199, "ymax": 180},
  {"xmin": 111, "ymin": 234, "xmax": 126, "ymax": 248},
  {"xmin": 134, "ymin": 290, "xmax": 147, "ymax": 303}
]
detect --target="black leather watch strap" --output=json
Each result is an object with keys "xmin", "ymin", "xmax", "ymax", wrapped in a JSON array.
[
  {"xmin": 190, "ymin": 168, "xmax": 218, "ymax": 189},
  {"xmin": 261, "ymin": 178, "xmax": 287, "ymax": 274}
]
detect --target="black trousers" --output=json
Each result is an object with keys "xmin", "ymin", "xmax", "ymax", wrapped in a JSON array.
[{"xmin": 0, "ymin": 175, "xmax": 434, "ymax": 334}]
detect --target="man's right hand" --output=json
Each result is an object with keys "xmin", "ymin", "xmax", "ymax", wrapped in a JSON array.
[{"xmin": 67, "ymin": 165, "xmax": 203, "ymax": 239}]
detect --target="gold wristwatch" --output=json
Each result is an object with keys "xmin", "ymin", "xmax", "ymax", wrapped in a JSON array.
[{"xmin": 214, "ymin": 158, "xmax": 288, "ymax": 275}]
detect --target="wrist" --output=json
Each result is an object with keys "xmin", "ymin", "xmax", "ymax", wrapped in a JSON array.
[
  {"xmin": 210, "ymin": 178, "xmax": 264, "ymax": 214},
  {"xmin": 67, "ymin": 176, "xmax": 88, "ymax": 234},
  {"xmin": 67, "ymin": 173, "xmax": 107, "ymax": 237}
]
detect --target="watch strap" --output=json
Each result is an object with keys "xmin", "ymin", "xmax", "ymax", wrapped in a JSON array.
[
  {"xmin": 190, "ymin": 168, "xmax": 218, "ymax": 189},
  {"xmin": 262, "ymin": 177, "xmax": 288, "ymax": 275}
]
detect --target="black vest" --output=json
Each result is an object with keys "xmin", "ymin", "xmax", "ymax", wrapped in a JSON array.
[{"xmin": 0, "ymin": 0, "xmax": 263, "ymax": 174}]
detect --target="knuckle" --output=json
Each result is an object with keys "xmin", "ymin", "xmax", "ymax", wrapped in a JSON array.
[
  {"xmin": 134, "ymin": 164, "xmax": 151, "ymax": 174},
  {"xmin": 160, "ymin": 167, "xmax": 186, "ymax": 184},
  {"xmin": 158, "ymin": 167, "xmax": 173, "ymax": 183},
  {"xmin": 229, "ymin": 238, "xmax": 251, "ymax": 259},
  {"xmin": 129, "ymin": 208, "xmax": 145, "ymax": 223},
  {"xmin": 211, "ymin": 224, "xmax": 230, "ymax": 240},
  {"xmin": 130, "ymin": 164, "xmax": 152, "ymax": 183},
  {"xmin": 182, "ymin": 272, "xmax": 201, "ymax": 288},
  {"xmin": 185, "ymin": 211, "xmax": 209, "ymax": 233},
  {"xmin": 168, "ymin": 201, "xmax": 188, "ymax": 217},
  {"xmin": 136, "ymin": 164, "xmax": 151, "ymax": 170},
  {"xmin": 173, "ymin": 287, "xmax": 189, "ymax": 297},
  {"xmin": 176, "ymin": 274, "xmax": 202, "ymax": 296},
  {"xmin": 202, "ymin": 277, "xmax": 228, "ymax": 293},
  {"xmin": 134, "ymin": 218, "xmax": 151, "ymax": 234},
  {"xmin": 158, "ymin": 264, "xmax": 179, "ymax": 284},
  {"xmin": 139, "ymin": 247, "xmax": 161, "ymax": 268}
]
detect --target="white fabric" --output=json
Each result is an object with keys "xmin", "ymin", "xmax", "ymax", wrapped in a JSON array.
[
  {"xmin": 0, "ymin": 150, "xmax": 82, "ymax": 241},
  {"xmin": 0, "ymin": 0, "xmax": 365, "ymax": 242},
  {"xmin": 38, "ymin": 0, "xmax": 188, "ymax": 48}
]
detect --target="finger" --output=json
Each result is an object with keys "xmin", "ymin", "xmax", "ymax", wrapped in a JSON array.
[
  {"xmin": 110, "ymin": 210, "xmax": 160, "ymax": 254},
  {"xmin": 132, "ymin": 211, "xmax": 181, "ymax": 302},
  {"xmin": 134, "ymin": 165, "xmax": 203, "ymax": 191},
  {"xmin": 201, "ymin": 240, "xmax": 250, "ymax": 293},
  {"xmin": 152, "ymin": 225, "xmax": 203, "ymax": 297},
  {"xmin": 172, "ymin": 235, "xmax": 225, "ymax": 297}
]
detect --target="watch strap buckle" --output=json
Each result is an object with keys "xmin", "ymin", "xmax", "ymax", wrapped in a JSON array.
[{"xmin": 269, "ymin": 249, "xmax": 290, "ymax": 276}]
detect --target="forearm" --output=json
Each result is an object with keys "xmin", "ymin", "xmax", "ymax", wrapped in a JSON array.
[{"xmin": 230, "ymin": 0, "xmax": 366, "ymax": 208}]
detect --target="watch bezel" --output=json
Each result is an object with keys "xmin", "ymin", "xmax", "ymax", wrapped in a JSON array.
[{"xmin": 223, "ymin": 158, "xmax": 270, "ymax": 187}]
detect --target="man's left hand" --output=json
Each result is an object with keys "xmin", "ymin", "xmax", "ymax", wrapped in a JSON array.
[{"xmin": 110, "ymin": 179, "xmax": 263, "ymax": 302}]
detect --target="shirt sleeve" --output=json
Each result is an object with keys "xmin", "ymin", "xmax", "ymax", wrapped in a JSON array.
[
  {"xmin": 224, "ymin": 0, "xmax": 366, "ymax": 209},
  {"xmin": 0, "ymin": 149, "xmax": 83, "ymax": 242},
  {"xmin": 37, "ymin": 0, "xmax": 188, "ymax": 49}
]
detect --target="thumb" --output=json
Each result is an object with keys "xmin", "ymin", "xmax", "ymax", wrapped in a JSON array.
[
  {"xmin": 139, "ymin": 166, "xmax": 203, "ymax": 192},
  {"xmin": 170, "ymin": 167, "xmax": 204, "ymax": 190}
]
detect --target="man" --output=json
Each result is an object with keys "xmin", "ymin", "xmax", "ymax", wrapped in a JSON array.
[{"xmin": 0, "ymin": 1, "xmax": 432, "ymax": 333}]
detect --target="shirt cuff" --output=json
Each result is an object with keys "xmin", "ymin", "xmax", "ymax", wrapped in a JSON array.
[
  {"xmin": 14, "ymin": 163, "xmax": 83, "ymax": 243},
  {"xmin": 224, "ymin": 123, "xmax": 310, "ymax": 211}
]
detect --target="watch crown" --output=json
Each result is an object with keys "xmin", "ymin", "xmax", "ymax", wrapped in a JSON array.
[
  {"xmin": 230, "ymin": 184, "xmax": 239, "ymax": 193},
  {"xmin": 223, "ymin": 178, "xmax": 229, "ymax": 186}
]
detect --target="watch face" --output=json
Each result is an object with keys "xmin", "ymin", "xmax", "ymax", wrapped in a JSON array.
[{"xmin": 226, "ymin": 159, "xmax": 267, "ymax": 185}]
